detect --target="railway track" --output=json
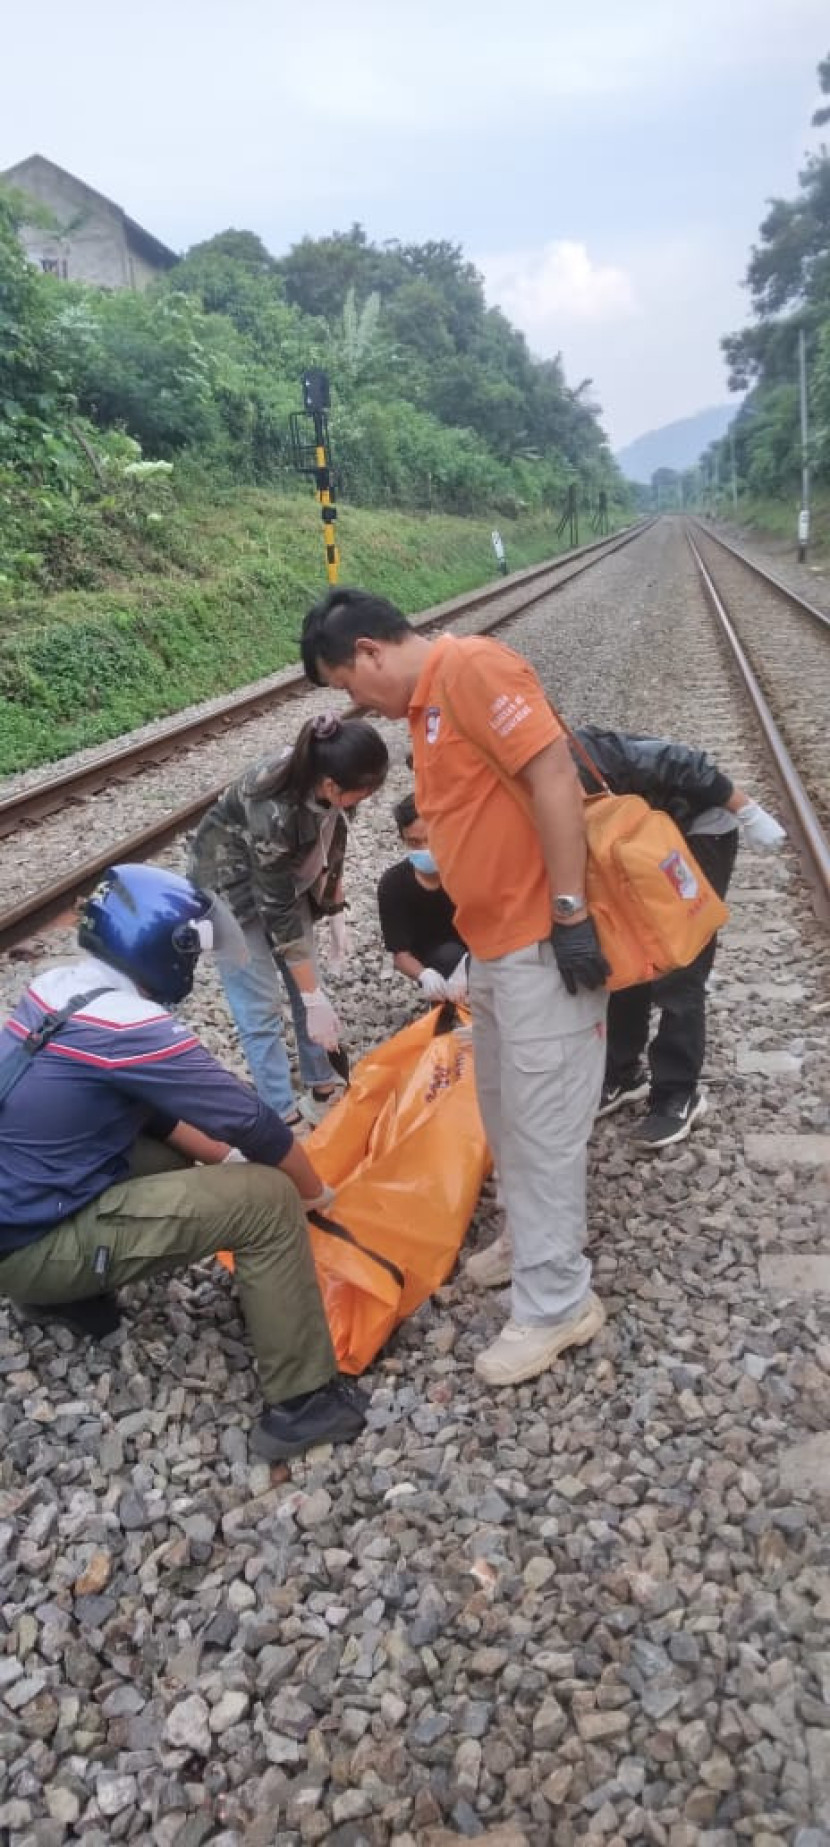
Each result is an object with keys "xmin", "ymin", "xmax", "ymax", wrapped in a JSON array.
[
  {"xmin": 686, "ymin": 520, "xmax": 830, "ymax": 923},
  {"xmin": 0, "ymin": 521, "xmax": 652, "ymax": 952},
  {"xmin": 4, "ymin": 513, "xmax": 827, "ymax": 953}
]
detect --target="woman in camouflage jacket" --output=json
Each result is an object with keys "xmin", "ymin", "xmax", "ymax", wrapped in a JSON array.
[{"xmin": 190, "ymin": 713, "xmax": 388, "ymax": 1126}]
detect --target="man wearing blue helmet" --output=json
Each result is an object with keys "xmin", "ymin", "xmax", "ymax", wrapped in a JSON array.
[{"xmin": 0, "ymin": 863, "xmax": 367, "ymax": 1461}]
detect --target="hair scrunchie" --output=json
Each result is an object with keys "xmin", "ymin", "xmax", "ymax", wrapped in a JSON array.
[{"xmin": 313, "ymin": 711, "xmax": 340, "ymax": 740}]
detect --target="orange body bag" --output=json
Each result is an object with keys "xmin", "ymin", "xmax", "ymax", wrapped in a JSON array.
[{"xmin": 218, "ymin": 1005, "xmax": 490, "ymax": 1373}]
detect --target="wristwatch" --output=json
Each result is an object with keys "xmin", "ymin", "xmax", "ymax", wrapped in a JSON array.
[{"xmin": 553, "ymin": 894, "xmax": 587, "ymax": 921}]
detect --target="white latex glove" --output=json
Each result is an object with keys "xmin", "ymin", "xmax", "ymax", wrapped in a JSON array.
[
  {"xmin": 444, "ymin": 956, "xmax": 469, "ymax": 1003},
  {"xmin": 327, "ymin": 912, "xmax": 349, "ymax": 977},
  {"xmin": 418, "ymin": 968, "xmax": 448, "ymax": 1001},
  {"xmin": 301, "ymin": 987, "xmax": 342, "ymax": 1051},
  {"xmin": 735, "ymin": 800, "xmax": 787, "ymax": 850},
  {"xmin": 303, "ymin": 1183, "xmax": 337, "ymax": 1216}
]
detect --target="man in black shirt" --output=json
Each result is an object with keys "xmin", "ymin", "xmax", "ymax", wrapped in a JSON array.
[
  {"xmin": 377, "ymin": 795, "xmax": 469, "ymax": 1001},
  {"xmin": 573, "ymin": 727, "xmax": 785, "ymax": 1149}
]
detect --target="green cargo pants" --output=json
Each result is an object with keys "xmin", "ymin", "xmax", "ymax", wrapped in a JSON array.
[{"xmin": 0, "ymin": 1139, "xmax": 336, "ymax": 1405}]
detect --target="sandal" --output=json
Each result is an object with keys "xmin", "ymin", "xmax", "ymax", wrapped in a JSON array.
[
  {"xmin": 282, "ymin": 1107, "xmax": 311, "ymax": 1138},
  {"xmin": 298, "ymin": 1084, "xmax": 344, "ymax": 1127}
]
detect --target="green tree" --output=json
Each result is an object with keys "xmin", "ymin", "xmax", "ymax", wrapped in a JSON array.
[
  {"xmin": 278, "ymin": 224, "xmax": 392, "ymax": 321},
  {"xmin": 652, "ymin": 466, "xmax": 681, "ymax": 509},
  {"xmin": 1, "ymin": 183, "xmax": 626, "ymax": 582},
  {"xmin": 0, "ymin": 190, "xmax": 70, "ymax": 453},
  {"xmin": 811, "ymin": 50, "xmax": 830, "ymax": 127},
  {"xmin": 53, "ymin": 287, "xmax": 222, "ymax": 455},
  {"xmin": 718, "ymin": 51, "xmax": 830, "ymax": 499},
  {"xmin": 743, "ymin": 156, "xmax": 830, "ymax": 318},
  {"xmin": 340, "ymin": 285, "xmax": 382, "ymax": 381}
]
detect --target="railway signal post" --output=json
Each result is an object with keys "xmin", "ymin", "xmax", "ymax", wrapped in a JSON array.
[
  {"xmin": 288, "ymin": 368, "xmax": 340, "ymax": 584},
  {"xmin": 556, "ymin": 483, "xmax": 579, "ymax": 548},
  {"xmin": 592, "ymin": 488, "xmax": 609, "ymax": 536}
]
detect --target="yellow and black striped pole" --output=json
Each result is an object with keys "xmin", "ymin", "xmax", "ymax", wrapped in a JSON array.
[
  {"xmin": 302, "ymin": 369, "xmax": 339, "ymax": 585},
  {"xmin": 313, "ymin": 433, "xmax": 339, "ymax": 584}
]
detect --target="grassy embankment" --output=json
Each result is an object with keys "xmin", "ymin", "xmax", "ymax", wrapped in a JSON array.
[
  {"xmin": 0, "ymin": 487, "xmax": 628, "ymax": 775},
  {"xmin": 716, "ymin": 487, "xmax": 830, "ymax": 566}
]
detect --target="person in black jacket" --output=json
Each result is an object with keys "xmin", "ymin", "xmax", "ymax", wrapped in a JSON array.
[{"xmin": 572, "ymin": 727, "xmax": 786, "ymax": 1149}]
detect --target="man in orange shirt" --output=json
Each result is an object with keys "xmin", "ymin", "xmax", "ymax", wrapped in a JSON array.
[{"xmin": 301, "ymin": 588, "xmax": 610, "ymax": 1387}]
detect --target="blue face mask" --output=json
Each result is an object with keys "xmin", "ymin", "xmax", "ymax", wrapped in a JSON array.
[{"xmin": 408, "ymin": 848, "xmax": 438, "ymax": 875}]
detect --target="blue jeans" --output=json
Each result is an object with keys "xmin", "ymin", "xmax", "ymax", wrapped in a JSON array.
[{"xmin": 218, "ymin": 916, "xmax": 334, "ymax": 1118}]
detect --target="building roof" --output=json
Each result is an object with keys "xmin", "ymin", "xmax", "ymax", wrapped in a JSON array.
[{"xmin": 0, "ymin": 154, "xmax": 179, "ymax": 269}]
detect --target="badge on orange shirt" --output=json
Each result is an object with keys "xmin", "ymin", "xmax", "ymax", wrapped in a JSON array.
[{"xmin": 425, "ymin": 706, "xmax": 441, "ymax": 744}]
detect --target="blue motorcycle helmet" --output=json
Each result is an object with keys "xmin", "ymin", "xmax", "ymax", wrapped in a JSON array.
[{"xmin": 78, "ymin": 863, "xmax": 245, "ymax": 1004}]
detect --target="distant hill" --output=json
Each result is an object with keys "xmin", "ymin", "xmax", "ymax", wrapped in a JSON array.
[{"xmin": 616, "ymin": 405, "xmax": 735, "ymax": 482}]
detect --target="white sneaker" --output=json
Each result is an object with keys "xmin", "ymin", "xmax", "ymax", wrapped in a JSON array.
[
  {"xmin": 465, "ymin": 1232, "xmax": 512, "ymax": 1289},
  {"xmin": 475, "ymin": 1292, "xmax": 606, "ymax": 1386}
]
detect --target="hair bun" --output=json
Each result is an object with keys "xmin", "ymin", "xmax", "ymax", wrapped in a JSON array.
[{"xmin": 313, "ymin": 711, "xmax": 340, "ymax": 740}]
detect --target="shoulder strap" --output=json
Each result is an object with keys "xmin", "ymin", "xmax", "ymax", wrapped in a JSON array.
[
  {"xmin": 0, "ymin": 986, "xmax": 112, "ymax": 1108},
  {"xmin": 439, "ymin": 664, "xmax": 611, "ymax": 800}
]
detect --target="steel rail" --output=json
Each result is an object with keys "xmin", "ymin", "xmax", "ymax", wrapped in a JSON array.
[
  {"xmin": 0, "ymin": 521, "xmax": 652, "ymax": 842},
  {"xmin": 686, "ymin": 529, "xmax": 830, "ymax": 924},
  {"xmin": 687, "ymin": 518, "xmax": 830, "ymax": 636},
  {"xmin": 0, "ymin": 519, "xmax": 654, "ymax": 952}
]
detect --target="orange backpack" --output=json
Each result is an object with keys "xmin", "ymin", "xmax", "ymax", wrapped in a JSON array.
[{"xmin": 439, "ymin": 679, "xmax": 729, "ymax": 992}]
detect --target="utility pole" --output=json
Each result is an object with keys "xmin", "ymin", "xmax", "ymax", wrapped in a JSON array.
[
  {"xmin": 729, "ymin": 427, "xmax": 738, "ymax": 514},
  {"xmin": 798, "ymin": 328, "xmax": 810, "ymax": 563}
]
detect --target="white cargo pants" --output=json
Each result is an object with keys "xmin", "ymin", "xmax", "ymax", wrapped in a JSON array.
[{"xmin": 469, "ymin": 940, "xmax": 607, "ymax": 1325}]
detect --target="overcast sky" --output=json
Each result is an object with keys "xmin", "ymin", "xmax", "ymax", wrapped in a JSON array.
[{"xmin": 3, "ymin": 0, "xmax": 828, "ymax": 447}]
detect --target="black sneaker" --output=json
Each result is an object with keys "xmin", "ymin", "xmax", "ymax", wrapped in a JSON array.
[
  {"xmin": 17, "ymin": 1294, "xmax": 122, "ymax": 1339},
  {"xmin": 634, "ymin": 1090, "xmax": 707, "ymax": 1151},
  {"xmin": 251, "ymin": 1378, "xmax": 369, "ymax": 1461},
  {"xmin": 595, "ymin": 1069, "xmax": 650, "ymax": 1119}
]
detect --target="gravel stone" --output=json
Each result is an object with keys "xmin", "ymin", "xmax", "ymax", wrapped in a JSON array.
[
  {"xmin": 410, "ymin": 1707, "xmax": 452, "ymax": 1747},
  {"xmin": 295, "ymin": 1488, "xmax": 333, "ymax": 1528},
  {"xmin": 208, "ymin": 1690, "xmax": 250, "ymax": 1734},
  {"xmin": 3, "ymin": 1674, "xmax": 46, "ymax": 1710},
  {"xmin": 164, "ymin": 1695, "xmax": 211, "ymax": 1756},
  {"xmin": 73, "ymin": 1549, "xmax": 113, "ymax": 1595},
  {"xmin": 95, "ymin": 1773, "xmax": 138, "ymax": 1817},
  {"xmin": 45, "ymin": 1787, "xmax": 81, "ymax": 1825}
]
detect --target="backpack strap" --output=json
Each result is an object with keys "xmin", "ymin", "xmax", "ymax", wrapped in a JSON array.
[
  {"xmin": 439, "ymin": 665, "xmax": 611, "ymax": 803},
  {"xmin": 0, "ymin": 986, "xmax": 112, "ymax": 1108}
]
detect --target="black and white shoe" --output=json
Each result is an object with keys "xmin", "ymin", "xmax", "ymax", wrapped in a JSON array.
[
  {"xmin": 595, "ymin": 1069, "xmax": 650, "ymax": 1119},
  {"xmin": 251, "ymin": 1377, "xmax": 369, "ymax": 1461},
  {"xmin": 634, "ymin": 1090, "xmax": 708, "ymax": 1150}
]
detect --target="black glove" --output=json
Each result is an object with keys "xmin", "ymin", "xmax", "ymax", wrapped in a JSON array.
[{"xmin": 551, "ymin": 918, "xmax": 611, "ymax": 995}]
